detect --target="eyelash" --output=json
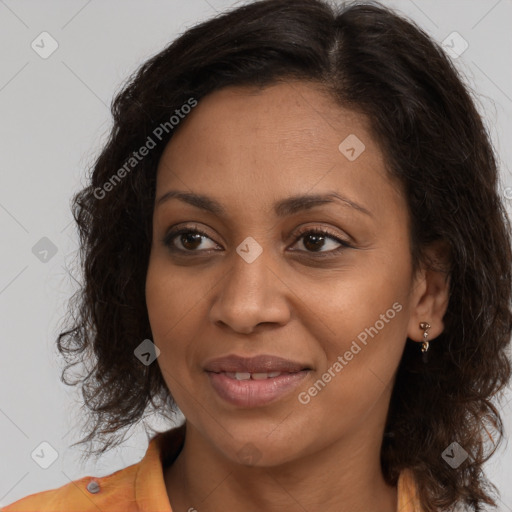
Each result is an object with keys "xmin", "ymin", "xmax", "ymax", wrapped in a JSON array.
[{"xmin": 162, "ymin": 225, "xmax": 352, "ymax": 258}]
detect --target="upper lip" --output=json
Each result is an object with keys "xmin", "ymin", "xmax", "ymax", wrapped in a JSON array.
[{"xmin": 203, "ymin": 354, "xmax": 311, "ymax": 373}]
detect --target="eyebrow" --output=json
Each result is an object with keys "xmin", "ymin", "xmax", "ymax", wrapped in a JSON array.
[{"xmin": 156, "ymin": 190, "xmax": 373, "ymax": 218}]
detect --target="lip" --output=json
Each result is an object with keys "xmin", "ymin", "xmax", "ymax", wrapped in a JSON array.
[
  {"xmin": 204, "ymin": 354, "xmax": 312, "ymax": 407},
  {"xmin": 203, "ymin": 354, "xmax": 311, "ymax": 373},
  {"xmin": 206, "ymin": 370, "xmax": 310, "ymax": 407}
]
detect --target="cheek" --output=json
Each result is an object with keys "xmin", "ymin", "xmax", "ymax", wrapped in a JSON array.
[
  {"xmin": 145, "ymin": 259, "xmax": 189, "ymax": 360},
  {"xmin": 295, "ymin": 299, "xmax": 408, "ymax": 436},
  {"xmin": 146, "ymin": 264, "xmax": 214, "ymax": 427},
  {"xmin": 146, "ymin": 265, "xmax": 171, "ymax": 339},
  {"xmin": 145, "ymin": 257, "xmax": 211, "ymax": 390},
  {"xmin": 298, "ymin": 252, "xmax": 411, "ymax": 405},
  {"xmin": 306, "ymin": 255, "xmax": 410, "ymax": 345},
  {"xmin": 146, "ymin": 254, "xmax": 196, "ymax": 334}
]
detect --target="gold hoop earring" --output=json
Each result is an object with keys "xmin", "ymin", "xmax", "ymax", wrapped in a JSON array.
[{"xmin": 419, "ymin": 322, "xmax": 430, "ymax": 363}]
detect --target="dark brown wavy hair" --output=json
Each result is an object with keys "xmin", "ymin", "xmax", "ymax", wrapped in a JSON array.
[{"xmin": 57, "ymin": 0, "xmax": 512, "ymax": 510}]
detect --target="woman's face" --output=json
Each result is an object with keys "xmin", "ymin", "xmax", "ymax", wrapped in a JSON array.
[{"xmin": 146, "ymin": 81, "xmax": 430, "ymax": 466}]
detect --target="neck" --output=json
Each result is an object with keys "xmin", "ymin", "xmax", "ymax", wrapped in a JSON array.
[{"xmin": 164, "ymin": 423, "xmax": 397, "ymax": 512}]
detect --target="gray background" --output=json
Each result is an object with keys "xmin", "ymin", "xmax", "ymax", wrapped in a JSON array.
[{"xmin": 1, "ymin": 0, "xmax": 511, "ymax": 509}]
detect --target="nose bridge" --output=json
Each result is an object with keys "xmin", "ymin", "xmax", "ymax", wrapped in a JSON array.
[
  {"xmin": 228, "ymin": 244, "xmax": 271, "ymax": 299},
  {"xmin": 209, "ymin": 240, "xmax": 290, "ymax": 332}
]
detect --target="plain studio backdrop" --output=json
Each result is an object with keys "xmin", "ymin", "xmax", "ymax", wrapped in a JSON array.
[{"xmin": 0, "ymin": 0, "xmax": 511, "ymax": 509}]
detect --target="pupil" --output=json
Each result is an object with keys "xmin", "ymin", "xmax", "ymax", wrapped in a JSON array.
[
  {"xmin": 304, "ymin": 234, "xmax": 324, "ymax": 252},
  {"xmin": 182, "ymin": 233, "xmax": 202, "ymax": 250}
]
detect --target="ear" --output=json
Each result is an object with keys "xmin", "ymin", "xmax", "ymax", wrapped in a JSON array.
[{"xmin": 406, "ymin": 240, "xmax": 451, "ymax": 343}]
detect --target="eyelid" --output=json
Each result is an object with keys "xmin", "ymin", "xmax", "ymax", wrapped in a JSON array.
[
  {"xmin": 292, "ymin": 224, "xmax": 352, "ymax": 246},
  {"xmin": 162, "ymin": 224, "xmax": 220, "ymax": 250},
  {"xmin": 162, "ymin": 223, "xmax": 353, "ymax": 256}
]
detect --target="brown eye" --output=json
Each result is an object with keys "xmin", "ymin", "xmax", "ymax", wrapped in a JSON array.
[
  {"xmin": 163, "ymin": 227, "xmax": 219, "ymax": 253},
  {"xmin": 290, "ymin": 228, "xmax": 352, "ymax": 257},
  {"xmin": 162, "ymin": 225, "xmax": 352, "ymax": 258},
  {"xmin": 302, "ymin": 232, "xmax": 329, "ymax": 252},
  {"xmin": 178, "ymin": 232, "xmax": 203, "ymax": 251}
]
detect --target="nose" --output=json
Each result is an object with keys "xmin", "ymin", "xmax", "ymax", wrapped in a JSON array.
[{"xmin": 208, "ymin": 248, "xmax": 291, "ymax": 334}]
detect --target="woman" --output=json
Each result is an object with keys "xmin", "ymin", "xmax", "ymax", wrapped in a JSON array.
[{"xmin": 3, "ymin": 0, "xmax": 511, "ymax": 511}]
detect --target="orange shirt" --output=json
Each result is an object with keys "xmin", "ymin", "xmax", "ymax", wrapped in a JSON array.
[{"xmin": 2, "ymin": 425, "xmax": 422, "ymax": 511}]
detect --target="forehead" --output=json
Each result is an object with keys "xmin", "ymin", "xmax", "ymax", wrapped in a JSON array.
[
  {"xmin": 160, "ymin": 81, "xmax": 374, "ymax": 163},
  {"xmin": 155, "ymin": 81, "xmax": 403, "ymax": 218}
]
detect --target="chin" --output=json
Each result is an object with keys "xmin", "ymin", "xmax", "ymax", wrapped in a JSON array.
[{"xmin": 212, "ymin": 424, "xmax": 307, "ymax": 468}]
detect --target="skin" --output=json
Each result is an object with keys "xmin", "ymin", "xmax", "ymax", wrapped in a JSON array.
[{"xmin": 145, "ymin": 81, "xmax": 450, "ymax": 512}]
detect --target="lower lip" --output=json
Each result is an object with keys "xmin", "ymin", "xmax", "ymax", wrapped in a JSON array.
[{"xmin": 206, "ymin": 371, "xmax": 310, "ymax": 407}]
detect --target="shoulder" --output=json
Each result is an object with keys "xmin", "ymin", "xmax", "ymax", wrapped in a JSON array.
[
  {"xmin": 1, "ymin": 464, "xmax": 139, "ymax": 512},
  {"xmin": 1, "ymin": 425, "xmax": 185, "ymax": 512}
]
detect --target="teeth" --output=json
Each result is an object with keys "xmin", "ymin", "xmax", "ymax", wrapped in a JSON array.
[
  {"xmin": 252, "ymin": 372, "xmax": 270, "ymax": 380},
  {"xmin": 227, "ymin": 371, "xmax": 283, "ymax": 380}
]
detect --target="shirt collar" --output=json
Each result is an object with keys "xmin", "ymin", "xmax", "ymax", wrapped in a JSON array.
[
  {"xmin": 134, "ymin": 423, "xmax": 186, "ymax": 512},
  {"xmin": 397, "ymin": 468, "xmax": 423, "ymax": 511}
]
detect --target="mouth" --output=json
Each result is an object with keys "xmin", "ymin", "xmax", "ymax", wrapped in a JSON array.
[
  {"xmin": 220, "ymin": 371, "xmax": 295, "ymax": 380},
  {"xmin": 203, "ymin": 353, "xmax": 312, "ymax": 373},
  {"xmin": 204, "ymin": 354, "xmax": 312, "ymax": 407}
]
